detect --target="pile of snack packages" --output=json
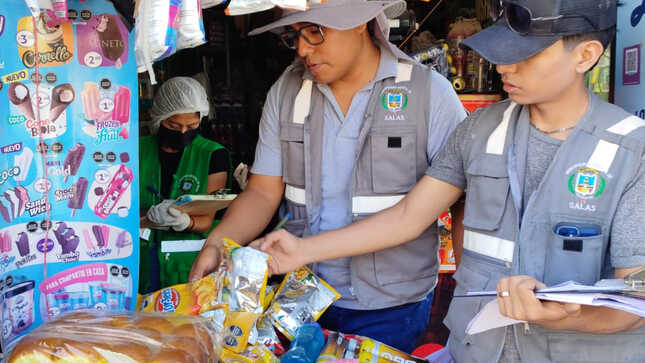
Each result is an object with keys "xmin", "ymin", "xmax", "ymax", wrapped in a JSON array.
[{"xmin": 8, "ymin": 239, "xmax": 427, "ymax": 363}]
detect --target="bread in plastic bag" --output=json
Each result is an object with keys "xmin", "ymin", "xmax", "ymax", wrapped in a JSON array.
[{"xmin": 7, "ymin": 310, "xmax": 223, "ymax": 363}]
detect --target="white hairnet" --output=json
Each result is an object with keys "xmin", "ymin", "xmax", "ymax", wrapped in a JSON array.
[{"xmin": 149, "ymin": 77, "xmax": 210, "ymax": 133}]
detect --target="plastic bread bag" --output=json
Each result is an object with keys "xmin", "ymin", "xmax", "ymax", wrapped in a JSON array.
[
  {"xmin": 177, "ymin": 0, "xmax": 206, "ymax": 49},
  {"xmin": 138, "ymin": 272, "xmax": 226, "ymax": 316},
  {"xmin": 225, "ymin": 0, "xmax": 306, "ymax": 16},
  {"xmin": 267, "ymin": 266, "xmax": 341, "ymax": 340},
  {"xmin": 7, "ymin": 310, "xmax": 223, "ymax": 363},
  {"xmin": 221, "ymin": 238, "xmax": 271, "ymax": 314},
  {"xmin": 135, "ymin": 0, "xmax": 182, "ymax": 83}
]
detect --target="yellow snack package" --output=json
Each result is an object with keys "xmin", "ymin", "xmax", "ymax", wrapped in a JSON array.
[
  {"xmin": 223, "ymin": 311, "xmax": 261, "ymax": 353},
  {"xmin": 221, "ymin": 344, "xmax": 279, "ymax": 363},
  {"xmin": 138, "ymin": 273, "xmax": 223, "ymax": 315},
  {"xmin": 359, "ymin": 338, "xmax": 426, "ymax": 363},
  {"xmin": 267, "ymin": 266, "xmax": 341, "ymax": 340}
]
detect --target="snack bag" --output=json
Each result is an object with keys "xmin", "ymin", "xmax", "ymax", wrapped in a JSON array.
[
  {"xmin": 138, "ymin": 273, "xmax": 224, "ymax": 315},
  {"xmin": 358, "ymin": 338, "xmax": 426, "ymax": 363},
  {"xmin": 267, "ymin": 266, "xmax": 340, "ymax": 340},
  {"xmin": 253, "ymin": 315, "xmax": 286, "ymax": 355},
  {"xmin": 317, "ymin": 331, "xmax": 363, "ymax": 362},
  {"xmin": 221, "ymin": 344, "xmax": 279, "ymax": 363},
  {"xmin": 221, "ymin": 238, "xmax": 271, "ymax": 314},
  {"xmin": 223, "ymin": 311, "xmax": 261, "ymax": 353}
]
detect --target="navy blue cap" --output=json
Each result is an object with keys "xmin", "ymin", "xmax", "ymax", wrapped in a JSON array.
[{"xmin": 463, "ymin": 0, "xmax": 617, "ymax": 65}]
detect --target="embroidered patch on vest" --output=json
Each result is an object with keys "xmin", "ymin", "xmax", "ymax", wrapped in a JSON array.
[
  {"xmin": 381, "ymin": 87, "xmax": 410, "ymax": 113},
  {"xmin": 178, "ymin": 174, "xmax": 200, "ymax": 193},
  {"xmin": 568, "ymin": 167, "xmax": 605, "ymax": 199}
]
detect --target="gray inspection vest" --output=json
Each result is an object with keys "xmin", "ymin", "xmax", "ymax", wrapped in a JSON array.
[
  {"xmin": 445, "ymin": 97, "xmax": 645, "ymax": 363},
  {"xmin": 276, "ymin": 60, "xmax": 439, "ymax": 309}
]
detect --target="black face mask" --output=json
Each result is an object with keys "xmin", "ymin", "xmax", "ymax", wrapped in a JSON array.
[{"xmin": 158, "ymin": 124, "xmax": 199, "ymax": 150}]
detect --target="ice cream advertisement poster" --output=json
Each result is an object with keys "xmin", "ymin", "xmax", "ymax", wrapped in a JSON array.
[{"xmin": 0, "ymin": 0, "xmax": 139, "ymax": 351}]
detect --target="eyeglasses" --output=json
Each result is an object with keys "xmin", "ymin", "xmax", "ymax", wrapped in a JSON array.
[
  {"xmin": 489, "ymin": 1, "xmax": 600, "ymax": 36},
  {"xmin": 279, "ymin": 24, "xmax": 325, "ymax": 49}
]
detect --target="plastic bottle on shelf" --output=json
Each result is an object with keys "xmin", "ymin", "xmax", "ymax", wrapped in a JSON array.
[{"xmin": 280, "ymin": 323, "xmax": 325, "ymax": 363}]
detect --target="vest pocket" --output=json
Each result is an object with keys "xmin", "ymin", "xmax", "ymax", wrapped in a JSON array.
[
  {"xmin": 280, "ymin": 124, "xmax": 305, "ymax": 186},
  {"xmin": 370, "ymin": 129, "xmax": 417, "ymax": 193},
  {"xmin": 463, "ymin": 156, "xmax": 509, "ymax": 231},
  {"xmin": 544, "ymin": 229, "xmax": 603, "ymax": 286},
  {"xmin": 373, "ymin": 227, "xmax": 436, "ymax": 286},
  {"xmin": 547, "ymin": 331, "xmax": 645, "ymax": 362},
  {"xmin": 444, "ymin": 262, "xmax": 490, "ymax": 343}
]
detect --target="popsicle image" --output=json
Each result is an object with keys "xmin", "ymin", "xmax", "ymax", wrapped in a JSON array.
[
  {"xmin": 115, "ymin": 230, "xmax": 131, "ymax": 256},
  {"xmin": 63, "ymin": 143, "xmax": 86, "ymax": 183},
  {"xmin": 94, "ymin": 165, "xmax": 133, "ymax": 219},
  {"xmin": 14, "ymin": 147, "xmax": 34, "ymax": 185},
  {"xmin": 0, "ymin": 232, "xmax": 12, "ymax": 253},
  {"xmin": 8, "ymin": 83, "xmax": 35, "ymax": 121},
  {"xmin": 101, "ymin": 225, "xmax": 110, "ymax": 248},
  {"xmin": 15, "ymin": 232, "xmax": 29, "ymax": 257},
  {"xmin": 92, "ymin": 225, "xmax": 106, "ymax": 248},
  {"xmin": 94, "ymin": 14, "xmax": 126, "ymax": 68},
  {"xmin": 81, "ymin": 82, "xmax": 101, "ymax": 121},
  {"xmin": 82, "ymin": 228, "xmax": 95, "ymax": 250},
  {"xmin": 112, "ymin": 86, "xmax": 130, "ymax": 124},
  {"xmin": 3, "ymin": 189, "xmax": 19, "ymax": 219},
  {"xmin": 49, "ymin": 83, "xmax": 75, "ymax": 122},
  {"xmin": 14, "ymin": 186, "xmax": 30, "ymax": 217},
  {"xmin": 68, "ymin": 177, "xmax": 88, "ymax": 217},
  {"xmin": 54, "ymin": 222, "xmax": 79, "ymax": 254},
  {"xmin": 0, "ymin": 200, "xmax": 9, "ymax": 223}
]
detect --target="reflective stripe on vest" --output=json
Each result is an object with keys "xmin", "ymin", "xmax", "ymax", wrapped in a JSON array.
[
  {"xmin": 587, "ymin": 116, "xmax": 645, "ymax": 173},
  {"xmin": 285, "ymin": 185, "xmax": 306, "ymax": 204},
  {"xmin": 292, "ymin": 79, "xmax": 313, "ymax": 125},
  {"xmin": 464, "ymin": 230, "xmax": 515, "ymax": 263},
  {"xmin": 352, "ymin": 195, "xmax": 405, "ymax": 214},
  {"xmin": 486, "ymin": 102, "xmax": 518, "ymax": 155}
]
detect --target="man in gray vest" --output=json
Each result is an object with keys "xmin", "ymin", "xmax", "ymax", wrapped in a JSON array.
[
  {"xmin": 254, "ymin": 1, "xmax": 645, "ymax": 361},
  {"xmin": 189, "ymin": 0, "xmax": 466, "ymax": 351}
]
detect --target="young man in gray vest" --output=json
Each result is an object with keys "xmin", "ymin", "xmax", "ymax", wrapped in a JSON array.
[
  {"xmin": 189, "ymin": 0, "xmax": 466, "ymax": 351},
  {"xmin": 254, "ymin": 1, "xmax": 645, "ymax": 361}
]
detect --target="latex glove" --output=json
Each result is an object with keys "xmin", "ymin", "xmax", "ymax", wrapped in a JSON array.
[
  {"xmin": 167, "ymin": 207, "xmax": 191, "ymax": 232},
  {"xmin": 234, "ymin": 162, "xmax": 249, "ymax": 190},
  {"xmin": 146, "ymin": 200, "xmax": 176, "ymax": 226}
]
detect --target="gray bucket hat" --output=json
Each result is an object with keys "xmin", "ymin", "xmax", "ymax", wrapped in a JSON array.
[
  {"xmin": 248, "ymin": 0, "xmax": 406, "ymax": 36},
  {"xmin": 248, "ymin": 0, "xmax": 412, "ymax": 61}
]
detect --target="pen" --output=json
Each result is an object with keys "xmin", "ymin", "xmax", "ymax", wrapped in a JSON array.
[
  {"xmin": 273, "ymin": 213, "xmax": 291, "ymax": 231},
  {"xmin": 146, "ymin": 185, "xmax": 162, "ymax": 201}
]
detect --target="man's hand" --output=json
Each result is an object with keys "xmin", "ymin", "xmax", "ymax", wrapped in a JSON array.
[
  {"xmin": 250, "ymin": 230, "xmax": 307, "ymax": 275},
  {"xmin": 496, "ymin": 275, "xmax": 582, "ymax": 323},
  {"xmin": 189, "ymin": 237, "xmax": 224, "ymax": 281}
]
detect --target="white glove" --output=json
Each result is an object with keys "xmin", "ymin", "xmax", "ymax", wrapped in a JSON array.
[
  {"xmin": 147, "ymin": 200, "xmax": 176, "ymax": 226},
  {"xmin": 234, "ymin": 162, "xmax": 249, "ymax": 190},
  {"xmin": 167, "ymin": 207, "xmax": 191, "ymax": 232}
]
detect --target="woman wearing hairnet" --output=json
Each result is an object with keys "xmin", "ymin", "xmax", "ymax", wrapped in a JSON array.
[{"xmin": 139, "ymin": 77, "xmax": 231, "ymax": 293}]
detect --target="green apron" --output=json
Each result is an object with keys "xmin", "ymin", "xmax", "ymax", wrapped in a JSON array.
[{"xmin": 139, "ymin": 134, "xmax": 231, "ymax": 293}]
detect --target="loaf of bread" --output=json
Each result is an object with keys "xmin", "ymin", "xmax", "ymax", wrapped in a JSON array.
[{"xmin": 8, "ymin": 311, "xmax": 222, "ymax": 363}]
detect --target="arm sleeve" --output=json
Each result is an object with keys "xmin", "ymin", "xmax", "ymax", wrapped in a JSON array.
[
  {"xmin": 610, "ymin": 163, "xmax": 645, "ymax": 268},
  {"xmin": 208, "ymin": 148, "xmax": 230, "ymax": 175},
  {"xmin": 425, "ymin": 109, "xmax": 483, "ymax": 190},
  {"xmin": 250, "ymin": 76, "xmax": 285, "ymax": 177},
  {"xmin": 426, "ymin": 70, "xmax": 467, "ymax": 163}
]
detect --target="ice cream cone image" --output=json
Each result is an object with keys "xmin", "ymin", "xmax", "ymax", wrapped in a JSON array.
[
  {"xmin": 8, "ymin": 82, "xmax": 35, "ymax": 121},
  {"xmin": 49, "ymin": 83, "xmax": 75, "ymax": 121},
  {"xmin": 36, "ymin": 14, "xmax": 64, "ymax": 49}
]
